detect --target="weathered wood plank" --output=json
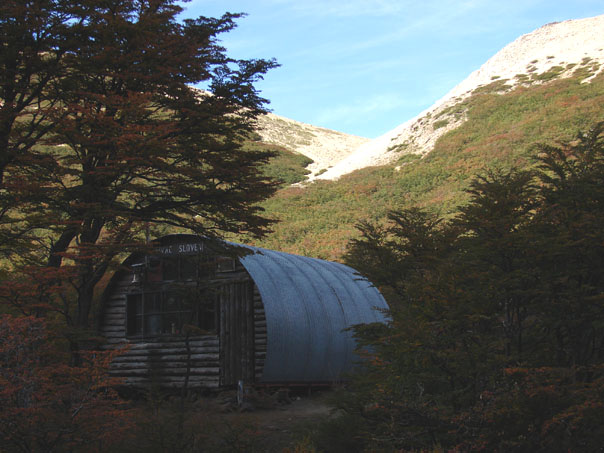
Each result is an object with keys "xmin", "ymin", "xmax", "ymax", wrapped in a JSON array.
[
  {"xmin": 127, "ymin": 339, "xmax": 218, "ymax": 348},
  {"xmin": 100, "ymin": 332, "xmax": 125, "ymax": 339},
  {"xmin": 112, "ymin": 353, "xmax": 219, "ymax": 362},
  {"xmin": 101, "ymin": 324, "xmax": 126, "ymax": 336},
  {"xmin": 110, "ymin": 362, "xmax": 220, "ymax": 370},
  {"xmin": 102, "ymin": 338, "xmax": 129, "ymax": 345},
  {"xmin": 122, "ymin": 376, "xmax": 219, "ymax": 382},
  {"xmin": 110, "ymin": 367, "xmax": 219, "ymax": 376},
  {"xmin": 127, "ymin": 339, "xmax": 220, "ymax": 347},
  {"xmin": 103, "ymin": 315, "xmax": 126, "ymax": 322},
  {"xmin": 122, "ymin": 347, "xmax": 219, "ymax": 356},
  {"xmin": 128, "ymin": 335, "xmax": 218, "ymax": 344},
  {"xmin": 101, "ymin": 325, "xmax": 125, "ymax": 332},
  {"xmin": 120, "ymin": 375, "xmax": 219, "ymax": 382},
  {"xmin": 121, "ymin": 377, "xmax": 219, "ymax": 388},
  {"xmin": 109, "ymin": 296, "xmax": 128, "ymax": 303},
  {"xmin": 108, "ymin": 295, "xmax": 127, "ymax": 302}
]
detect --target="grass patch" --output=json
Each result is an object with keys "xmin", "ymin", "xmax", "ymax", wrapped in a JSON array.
[
  {"xmin": 387, "ymin": 141, "xmax": 409, "ymax": 153},
  {"xmin": 396, "ymin": 153, "xmax": 421, "ymax": 165},
  {"xmin": 533, "ymin": 65, "xmax": 565, "ymax": 82},
  {"xmin": 433, "ymin": 119, "xmax": 449, "ymax": 130},
  {"xmin": 472, "ymin": 79, "xmax": 511, "ymax": 94},
  {"xmin": 256, "ymin": 143, "xmax": 313, "ymax": 186}
]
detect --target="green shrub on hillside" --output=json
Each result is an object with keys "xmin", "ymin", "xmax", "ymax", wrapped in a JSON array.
[
  {"xmin": 247, "ymin": 72, "xmax": 604, "ymax": 260},
  {"xmin": 533, "ymin": 65, "xmax": 565, "ymax": 81},
  {"xmin": 247, "ymin": 142, "xmax": 313, "ymax": 186},
  {"xmin": 432, "ymin": 119, "xmax": 449, "ymax": 130}
]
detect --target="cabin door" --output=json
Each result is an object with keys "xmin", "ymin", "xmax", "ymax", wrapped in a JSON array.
[{"xmin": 219, "ymin": 280, "xmax": 255, "ymax": 386}]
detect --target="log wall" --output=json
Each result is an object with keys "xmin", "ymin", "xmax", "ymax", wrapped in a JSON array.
[
  {"xmin": 100, "ymin": 262, "xmax": 267, "ymax": 389},
  {"xmin": 254, "ymin": 285, "xmax": 267, "ymax": 381}
]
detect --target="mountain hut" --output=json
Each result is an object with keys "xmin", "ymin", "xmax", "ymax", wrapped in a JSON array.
[{"xmin": 99, "ymin": 234, "xmax": 388, "ymax": 389}]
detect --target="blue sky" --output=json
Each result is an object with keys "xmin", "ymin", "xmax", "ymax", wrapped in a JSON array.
[{"xmin": 180, "ymin": 0, "xmax": 603, "ymax": 139}]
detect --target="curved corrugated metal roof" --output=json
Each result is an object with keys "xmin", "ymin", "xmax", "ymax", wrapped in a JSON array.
[
  {"xmin": 102, "ymin": 234, "xmax": 389, "ymax": 384},
  {"xmin": 238, "ymin": 244, "xmax": 389, "ymax": 383}
]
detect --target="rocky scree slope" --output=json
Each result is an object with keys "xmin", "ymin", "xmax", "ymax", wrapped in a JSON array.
[
  {"xmin": 315, "ymin": 14, "xmax": 604, "ymax": 181},
  {"xmin": 254, "ymin": 112, "xmax": 369, "ymax": 179}
]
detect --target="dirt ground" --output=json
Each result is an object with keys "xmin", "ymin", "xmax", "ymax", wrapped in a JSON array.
[{"xmin": 204, "ymin": 387, "xmax": 336, "ymax": 452}]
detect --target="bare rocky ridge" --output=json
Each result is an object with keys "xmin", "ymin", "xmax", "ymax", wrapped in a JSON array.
[
  {"xmin": 308, "ymin": 14, "xmax": 604, "ymax": 180},
  {"xmin": 254, "ymin": 112, "xmax": 369, "ymax": 178}
]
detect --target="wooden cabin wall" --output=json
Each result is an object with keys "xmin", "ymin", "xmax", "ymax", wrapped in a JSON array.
[
  {"xmin": 100, "ymin": 272, "xmax": 220, "ymax": 389},
  {"xmin": 254, "ymin": 285, "xmax": 267, "ymax": 381},
  {"xmin": 109, "ymin": 336, "xmax": 220, "ymax": 389},
  {"xmin": 214, "ymin": 263, "xmax": 267, "ymax": 386},
  {"xmin": 100, "ymin": 261, "xmax": 268, "ymax": 389}
]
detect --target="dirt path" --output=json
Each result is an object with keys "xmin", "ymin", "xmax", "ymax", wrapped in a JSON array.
[{"xmin": 207, "ymin": 389, "xmax": 335, "ymax": 452}]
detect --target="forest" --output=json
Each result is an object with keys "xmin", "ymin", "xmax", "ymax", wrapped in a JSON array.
[
  {"xmin": 0, "ymin": 1, "xmax": 279, "ymax": 450},
  {"xmin": 1, "ymin": 0, "xmax": 604, "ymax": 452},
  {"xmin": 336, "ymin": 123, "xmax": 604, "ymax": 451}
]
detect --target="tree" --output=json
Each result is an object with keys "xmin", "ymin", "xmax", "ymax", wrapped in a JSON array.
[
  {"xmin": 337, "ymin": 123, "xmax": 604, "ymax": 451},
  {"xmin": 532, "ymin": 122, "xmax": 604, "ymax": 369},
  {"xmin": 465, "ymin": 124, "xmax": 604, "ymax": 451},
  {"xmin": 1, "ymin": 1, "xmax": 279, "ymax": 343},
  {"xmin": 0, "ymin": 2, "xmax": 279, "ymax": 448},
  {"xmin": 454, "ymin": 169, "xmax": 539, "ymax": 360},
  {"xmin": 0, "ymin": 0, "xmax": 76, "ymax": 254},
  {"xmin": 343, "ymin": 208, "xmax": 464, "ymax": 450},
  {"xmin": 0, "ymin": 314, "xmax": 132, "ymax": 452}
]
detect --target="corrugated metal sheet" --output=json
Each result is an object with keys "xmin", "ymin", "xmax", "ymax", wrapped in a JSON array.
[
  {"xmin": 238, "ymin": 245, "xmax": 389, "ymax": 383},
  {"xmin": 101, "ymin": 234, "xmax": 389, "ymax": 386}
]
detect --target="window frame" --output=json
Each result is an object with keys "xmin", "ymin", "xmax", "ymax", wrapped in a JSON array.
[{"xmin": 126, "ymin": 288, "xmax": 219, "ymax": 338}]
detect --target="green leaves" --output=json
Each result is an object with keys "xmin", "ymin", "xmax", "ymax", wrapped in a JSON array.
[
  {"xmin": 339, "ymin": 123, "xmax": 604, "ymax": 451},
  {"xmin": 0, "ymin": 1, "xmax": 279, "ymax": 339}
]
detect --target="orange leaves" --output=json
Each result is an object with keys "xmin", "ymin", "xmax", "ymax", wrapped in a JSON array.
[{"xmin": 0, "ymin": 315, "xmax": 132, "ymax": 452}]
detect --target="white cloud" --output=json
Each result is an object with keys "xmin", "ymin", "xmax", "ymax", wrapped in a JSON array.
[
  {"xmin": 253, "ymin": 0, "xmax": 409, "ymax": 18},
  {"xmin": 315, "ymin": 93, "xmax": 409, "ymax": 125}
]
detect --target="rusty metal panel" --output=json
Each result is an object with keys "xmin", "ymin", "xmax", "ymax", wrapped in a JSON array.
[{"xmin": 238, "ymin": 246, "xmax": 388, "ymax": 384}]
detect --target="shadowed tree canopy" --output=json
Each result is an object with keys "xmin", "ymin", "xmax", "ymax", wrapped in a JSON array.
[
  {"xmin": 340, "ymin": 123, "xmax": 604, "ymax": 452},
  {"xmin": 0, "ymin": 0, "xmax": 78, "ymax": 252},
  {"xmin": 0, "ymin": 0, "xmax": 279, "ymax": 333}
]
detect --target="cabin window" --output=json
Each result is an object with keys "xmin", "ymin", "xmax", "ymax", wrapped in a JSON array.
[
  {"xmin": 160, "ymin": 254, "xmax": 215, "ymax": 281},
  {"xmin": 217, "ymin": 257, "xmax": 236, "ymax": 272},
  {"xmin": 162, "ymin": 256, "xmax": 179, "ymax": 281},
  {"xmin": 126, "ymin": 290, "xmax": 218, "ymax": 337},
  {"xmin": 126, "ymin": 251, "xmax": 220, "ymax": 337},
  {"xmin": 147, "ymin": 257, "xmax": 162, "ymax": 282}
]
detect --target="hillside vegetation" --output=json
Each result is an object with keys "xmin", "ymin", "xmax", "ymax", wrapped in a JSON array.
[
  {"xmin": 248, "ymin": 68, "xmax": 604, "ymax": 260},
  {"xmin": 319, "ymin": 123, "xmax": 604, "ymax": 451}
]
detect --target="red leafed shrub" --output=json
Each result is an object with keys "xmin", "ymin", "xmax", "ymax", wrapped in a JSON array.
[{"xmin": 0, "ymin": 315, "xmax": 132, "ymax": 453}]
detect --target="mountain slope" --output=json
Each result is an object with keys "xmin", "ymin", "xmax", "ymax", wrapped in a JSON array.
[
  {"xmin": 253, "ymin": 71, "xmax": 604, "ymax": 260},
  {"xmin": 316, "ymin": 14, "xmax": 604, "ymax": 180},
  {"xmin": 254, "ymin": 112, "xmax": 369, "ymax": 179}
]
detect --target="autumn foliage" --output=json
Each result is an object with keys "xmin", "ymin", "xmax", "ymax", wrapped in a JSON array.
[
  {"xmin": 0, "ymin": 1, "xmax": 278, "ymax": 451},
  {"xmin": 0, "ymin": 315, "xmax": 132, "ymax": 452}
]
